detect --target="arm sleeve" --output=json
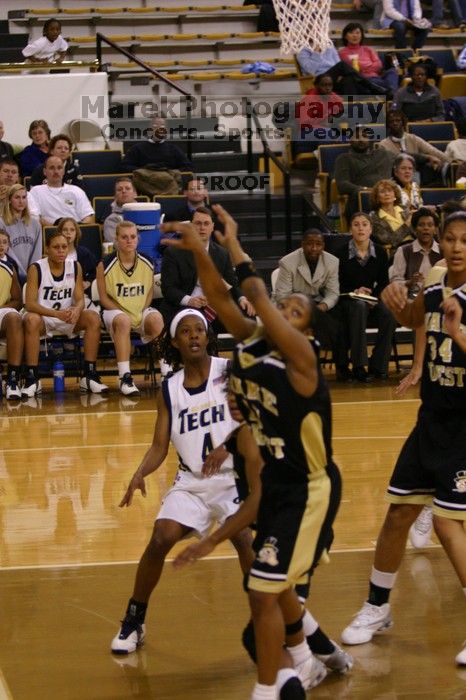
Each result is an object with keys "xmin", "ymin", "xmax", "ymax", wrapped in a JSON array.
[
  {"xmin": 432, "ymin": 92, "xmax": 446, "ymax": 121},
  {"xmin": 334, "ymin": 155, "xmax": 361, "ymax": 196},
  {"xmin": 30, "ymin": 218, "xmax": 43, "ymax": 266},
  {"xmin": 382, "ymin": 0, "xmax": 406, "ymax": 20},
  {"xmin": 75, "ymin": 190, "xmax": 95, "ymax": 221},
  {"xmin": 390, "ymin": 246, "xmax": 407, "ymax": 282},
  {"xmin": 27, "ymin": 190, "xmax": 40, "ymax": 218},
  {"xmin": 274, "ymin": 262, "xmax": 294, "ymax": 301},
  {"xmin": 22, "ymin": 38, "xmax": 43, "ymax": 58},
  {"xmin": 320, "ymin": 258, "xmax": 340, "ymax": 310}
]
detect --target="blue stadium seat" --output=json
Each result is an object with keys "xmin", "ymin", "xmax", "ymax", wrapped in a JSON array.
[
  {"xmin": 420, "ymin": 188, "xmax": 464, "ymax": 206},
  {"xmin": 82, "ymin": 173, "xmax": 130, "ymax": 199},
  {"xmin": 74, "ymin": 150, "xmax": 123, "ymax": 175},
  {"xmin": 407, "ymin": 121, "xmax": 456, "ymax": 142}
]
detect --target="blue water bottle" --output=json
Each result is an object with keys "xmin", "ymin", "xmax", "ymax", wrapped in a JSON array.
[{"xmin": 53, "ymin": 361, "xmax": 65, "ymax": 393}]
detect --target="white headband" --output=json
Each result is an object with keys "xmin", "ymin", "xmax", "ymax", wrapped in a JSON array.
[{"xmin": 169, "ymin": 309, "xmax": 208, "ymax": 338}]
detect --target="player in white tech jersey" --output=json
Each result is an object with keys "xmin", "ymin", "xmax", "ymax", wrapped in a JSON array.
[
  {"xmin": 22, "ymin": 229, "xmax": 108, "ymax": 398},
  {"xmin": 111, "ymin": 308, "xmax": 254, "ymax": 654}
]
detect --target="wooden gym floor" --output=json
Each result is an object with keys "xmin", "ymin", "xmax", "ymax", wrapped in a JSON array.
[{"xmin": 0, "ymin": 372, "xmax": 465, "ymax": 699}]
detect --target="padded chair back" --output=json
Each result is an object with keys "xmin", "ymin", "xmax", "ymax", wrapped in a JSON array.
[
  {"xmin": 75, "ymin": 150, "xmax": 123, "ymax": 175},
  {"xmin": 358, "ymin": 190, "xmax": 372, "ymax": 213},
  {"xmin": 318, "ymin": 144, "xmax": 351, "ymax": 180},
  {"xmin": 407, "ymin": 121, "xmax": 456, "ymax": 142},
  {"xmin": 82, "ymin": 173, "xmax": 130, "ymax": 199},
  {"xmin": 155, "ymin": 195, "xmax": 189, "ymax": 220},
  {"xmin": 420, "ymin": 188, "xmax": 464, "ymax": 206}
]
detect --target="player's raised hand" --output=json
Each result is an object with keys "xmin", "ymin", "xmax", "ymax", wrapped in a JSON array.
[
  {"xmin": 119, "ymin": 470, "xmax": 147, "ymax": 507},
  {"xmin": 211, "ymin": 204, "xmax": 239, "ymax": 249},
  {"xmin": 159, "ymin": 221, "xmax": 203, "ymax": 252}
]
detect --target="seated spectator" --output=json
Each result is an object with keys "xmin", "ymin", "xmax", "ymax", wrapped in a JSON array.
[
  {"xmin": 296, "ymin": 73, "xmax": 344, "ymax": 152},
  {"xmin": 0, "ymin": 121, "xmax": 14, "ymax": 162},
  {"xmin": 369, "ymin": 179, "xmax": 413, "ymax": 258},
  {"xmin": 160, "ymin": 206, "xmax": 254, "ymax": 327},
  {"xmin": 379, "ymin": 110, "xmax": 449, "ymax": 187},
  {"xmin": 103, "ymin": 177, "xmax": 138, "ymax": 244},
  {"xmin": 392, "ymin": 153, "xmax": 423, "ymax": 210},
  {"xmin": 274, "ymin": 228, "xmax": 348, "ymax": 376},
  {"xmin": 392, "ymin": 64, "xmax": 445, "ymax": 122},
  {"xmin": 96, "ymin": 221, "xmax": 164, "ymax": 396},
  {"xmin": 339, "ymin": 22, "xmax": 399, "ymax": 96},
  {"xmin": 57, "ymin": 218, "xmax": 97, "ymax": 293},
  {"xmin": 28, "ymin": 156, "xmax": 94, "ymax": 225},
  {"xmin": 122, "ymin": 117, "xmax": 192, "ymax": 196},
  {"xmin": 0, "ymin": 159, "xmax": 20, "ymax": 211},
  {"xmin": 163, "ymin": 177, "xmax": 209, "ymax": 222},
  {"xmin": 22, "ymin": 229, "xmax": 108, "ymax": 399},
  {"xmin": 445, "ymin": 116, "xmax": 466, "ymax": 175},
  {"xmin": 390, "ymin": 207, "xmax": 442, "ymax": 293},
  {"xmin": 380, "ymin": 0, "xmax": 430, "ymax": 49},
  {"xmin": 423, "ymin": 0, "xmax": 465, "ymax": 28},
  {"xmin": 22, "ymin": 18, "xmax": 68, "ymax": 64},
  {"xmin": 0, "ymin": 184, "xmax": 42, "ymax": 284},
  {"xmin": 336, "ymin": 212, "xmax": 397, "ymax": 382},
  {"xmin": 29, "ymin": 134, "xmax": 84, "ymax": 189},
  {"xmin": 335, "ymin": 126, "xmax": 396, "ymax": 219},
  {"xmin": 19, "ymin": 119, "xmax": 51, "ymax": 178},
  {"xmin": 0, "ymin": 235, "xmax": 23, "ymax": 399},
  {"xmin": 297, "ymin": 41, "xmax": 387, "ymax": 96}
]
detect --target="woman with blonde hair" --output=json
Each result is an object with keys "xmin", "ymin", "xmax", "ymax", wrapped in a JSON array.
[
  {"xmin": 369, "ymin": 179, "xmax": 413, "ymax": 258},
  {"xmin": 0, "ymin": 183, "xmax": 42, "ymax": 283}
]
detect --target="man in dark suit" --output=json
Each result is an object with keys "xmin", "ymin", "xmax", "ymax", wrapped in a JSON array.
[
  {"xmin": 163, "ymin": 177, "xmax": 209, "ymax": 222},
  {"xmin": 160, "ymin": 206, "xmax": 255, "ymax": 326}
]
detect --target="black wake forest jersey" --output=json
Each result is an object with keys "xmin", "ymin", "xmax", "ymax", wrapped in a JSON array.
[
  {"xmin": 230, "ymin": 328, "xmax": 332, "ymax": 484},
  {"xmin": 422, "ymin": 272, "xmax": 466, "ymax": 412}
]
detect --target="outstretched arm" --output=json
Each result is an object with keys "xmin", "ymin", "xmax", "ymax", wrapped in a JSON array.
[
  {"xmin": 119, "ymin": 390, "xmax": 170, "ymax": 507},
  {"xmin": 212, "ymin": 205, "xmax": 318, "ymax": 397}
]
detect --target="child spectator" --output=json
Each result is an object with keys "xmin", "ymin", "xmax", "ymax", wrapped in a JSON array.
[
  {"xmin": 0, "ymin": 184, "xmax": 42, "ymax": 284},
  {"xmin": 57, "ymin": 218, "xmax": 98, "ymax": 294},
  {"xmin": 22, "ymin": 229, "xmax": 108, "ymax": 399},
  {"xmin": 297, "ymin": 73, "xmax": 344, "ymax": 152},
  {"xmin": 19, "ymin": 119, "xmax": 51, "ymax": 178},
  {"xmin": 0, "ymin": 231, "xmax": 23, "ymax": 400},
  {"xmin": 22, "ymin": 19, "xmax": 68, "ymax": 64}
]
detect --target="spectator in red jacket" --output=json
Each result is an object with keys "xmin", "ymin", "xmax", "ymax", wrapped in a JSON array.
[{"xmin": 339, "ymin": 22, "xmax": 398, "ymax": 96}]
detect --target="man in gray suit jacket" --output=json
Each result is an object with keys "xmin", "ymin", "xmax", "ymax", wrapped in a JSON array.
[{"xmin": 275, "ymin": 229, "xmax": 348, "ymax": 379}]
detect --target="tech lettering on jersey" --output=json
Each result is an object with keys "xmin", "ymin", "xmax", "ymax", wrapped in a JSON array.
[{"xmin": 178, "ymin": 401, "xmax": 225, "ymax": 434}]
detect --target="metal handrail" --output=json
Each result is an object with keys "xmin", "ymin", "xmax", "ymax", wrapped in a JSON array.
[
  {"xmin": 96, "ymin": 33, "xmax": 194, "ymax": 160},
  {"xmin": 246, "ymin": 98, "xmax": 292, "ymax": 251}
]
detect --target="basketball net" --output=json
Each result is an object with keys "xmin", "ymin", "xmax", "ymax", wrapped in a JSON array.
[{"xmin": 272, "ymin": 0, "xmax": 333, "ymax": 55}]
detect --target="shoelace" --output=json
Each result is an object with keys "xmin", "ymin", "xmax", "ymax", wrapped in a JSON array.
[
  {"xmin": 355, "ymin": 604, "xmax": 385, "ymax": 624},
  {"xmin": 122, "ymin": 374, "xmax": 134, "ymax": 386}
]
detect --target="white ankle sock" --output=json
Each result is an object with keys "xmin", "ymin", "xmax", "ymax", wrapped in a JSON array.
[
  {"xmin": 302, "ymin": 609, "xmax": 318, "ymax": 636},
  {"xmin": 118, "ymin": 361, "xmax": 131, "ymax": 378},
  {"xmin": 370, "ymin": 566, "xmax": 397, "ymax": 590},
  {"xmin": 276, "ymin": 668, "xmax": 299, "ymax": 691},
  {"xmin": 250, "ymin": 682, "xmax": 276, "ymax": 700},
  {"xmin": 287, "ymin": 640, "xmax": 311, "ymax": 666}
]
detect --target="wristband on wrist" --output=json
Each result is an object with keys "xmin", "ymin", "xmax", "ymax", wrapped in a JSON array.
[{"xmin": 235, "ymin": 260, "xmax": 259, "ymax": 283}]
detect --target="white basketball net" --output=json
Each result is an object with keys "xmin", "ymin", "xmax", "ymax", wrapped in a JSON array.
[{"xmin": 272, "ymin": 0, "xmax": 333, "ymax": 55}]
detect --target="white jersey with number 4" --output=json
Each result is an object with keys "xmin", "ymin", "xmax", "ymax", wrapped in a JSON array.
[
  {"xmin": 162, "ymin": 356, "xmax": 238, "ymax": 479},
  {"xmin": 34, "ymin": 257, "xmax": 77, "ymax": 311}
]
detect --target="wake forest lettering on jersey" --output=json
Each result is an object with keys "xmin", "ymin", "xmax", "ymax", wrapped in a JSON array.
[{"xmin": 423, "ymin": 277, "xmax": 466, "ymax": 401}]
